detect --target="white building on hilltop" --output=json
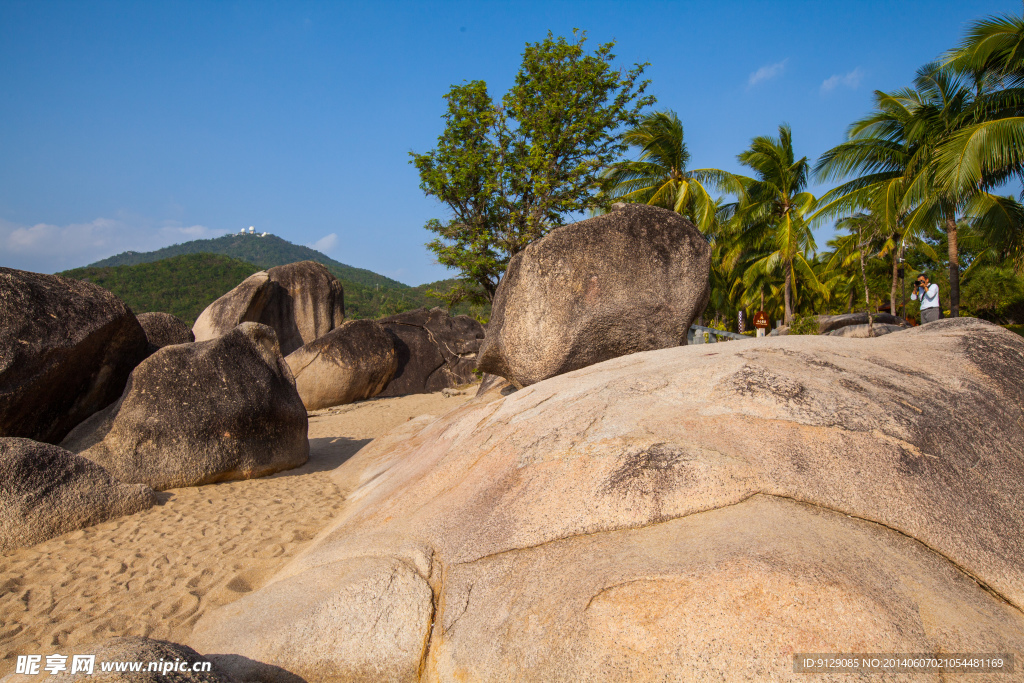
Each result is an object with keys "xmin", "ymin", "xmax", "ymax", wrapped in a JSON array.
[{"xmin": 239, "ymin": 226, "xmax": 270, "ymax": 236}]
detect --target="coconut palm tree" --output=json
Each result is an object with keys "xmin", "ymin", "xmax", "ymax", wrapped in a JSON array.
[
  {"xmin": 939, "ymin": 11, "xmax": 1024, "ymax": 192},
  {"xmin": 816, "ymin": 65, "xmax": 982, "ymax": 316},
  {"xmin": 939, "ymin": 11, "xmax": 1024, "ymax": 276},
  {"xmin": 600, "ymin": 110, "xmax": 742, "ymax": 233},
  {"xmin": 814, "ymin": 88, "xmax": 936, "ymax": 315},
  {"xmin": 733, "ymin": 124, "xmax": 823, "ymax": 324}
]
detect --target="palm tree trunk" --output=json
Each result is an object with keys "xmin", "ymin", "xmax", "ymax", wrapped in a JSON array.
[
  {"xmin": 946, "ymin": 215, "xmax": 960, "ymax": 317},
  {"xmin": 784, "ymin": 258, "xmax": 794, "ymax": 325},
  {"xmin": 859, "ymin": 226, "xmax": 874, "ymax": 336},
  {"xmin": 846, "ymin": 287, "xmax": 854, "ymax": 314},
  {"xmin": 890, "ymin": 238, "xmax": 901, "ymax": 319}
]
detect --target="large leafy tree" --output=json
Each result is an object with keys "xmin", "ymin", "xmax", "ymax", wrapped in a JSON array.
[
  {"xmin": 598, "ymin": 110, "xmax": 739, "ymax": 232},
  {"xmin": 732, "ymin": 124, "xmax": 823, "ymax": 324},
  {"xmin": 412, "ymin": 31, "xmax": 654, "ymax": 305}
]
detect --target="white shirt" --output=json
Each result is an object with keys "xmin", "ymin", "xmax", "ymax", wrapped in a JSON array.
[{"xmin": 911, "ymin": 283, "xmax": 940, "ymax": 309}]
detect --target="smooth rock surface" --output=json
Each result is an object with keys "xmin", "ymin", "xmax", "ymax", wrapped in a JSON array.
[
  {"xmin": 62, "ymin": 323, "xmax": 308, "ymax": 490},
  {"xmin": 377, "ymin": 308, "xmax": 484, "ymax": 397},
  {"xmin": 285, "ymin": 319, "xmax": 398, "ymax": 410},
  {"xmin": 0, "ymin": 438, "xmax": 156, "ymax": 552},
  {"xmin": 478, "ymin": 203, "xmax": 711, "ymax": 387},
  {"xmin": 191, "ymin": 318, "xmax": 1024, "ymax": 681},
  {"xmin": 0, "ymin": 267, "xmax": 149, "ymax": 443},
  {"xmin": 192, "ymin": 261, "xmax": 344, "ymax": 355},
  {"xmin": 137, "ymin": 312, "xmax": 195, "ymax": 348}
]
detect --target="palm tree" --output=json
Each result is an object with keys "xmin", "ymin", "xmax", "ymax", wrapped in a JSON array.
[
  {"xmin": 733, "ymin": 124, "xmax": 823, "ymax": 324},
  {"xmin": 939, "ymin": 12, "xmax": 1024, "ymax": 192},
  {"xmin": 600, "ymin": 110, "xmax": 741, "ymax": 233},
  {"xmin": 814, "ymin": 87, "xmax": 937, "ymax": 316},
  {"xmin": 939, "ymin": 12, "xmax": 1024, "ymax": 277},
  {"xmin": 816, "ymin": 65, "xmax": 982, "ymax": 317}
]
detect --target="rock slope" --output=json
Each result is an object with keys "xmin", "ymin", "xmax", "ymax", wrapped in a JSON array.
[{"xmin": 191, "ymin": 318, "xmax": 1024, "ymax": 681}]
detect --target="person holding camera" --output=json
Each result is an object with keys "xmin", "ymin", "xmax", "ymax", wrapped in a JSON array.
[{"xmin": 911, "ymin": 274, "xmax": 941, "ymax": 324}]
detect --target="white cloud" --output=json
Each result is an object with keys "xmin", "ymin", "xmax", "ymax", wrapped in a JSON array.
[
  {"xmin": 0, "ymin": 216, "xmax": 226, "ymax": 274},
  {"xmin": 309, "ymin": 233, "xmax": 339, "ymax": 254},
  {"xmin": 160, "ymin": 223, "xmax": 222, "ymax": 240},
  {"xmin": 748, "ymin": 59, "xmax": 788, "ymax": 87},
  {"xmin": 821, "ymin": 67, "xmax": 864, "ymax": 93}
]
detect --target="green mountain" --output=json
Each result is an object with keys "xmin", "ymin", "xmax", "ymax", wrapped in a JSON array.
[
  {"xmin": 61, "ymin": 254, "xmax": 261, "ymax": 324},
  {"xmin": 70, "ymin": 236, "xmax": 489, "ymax": 322},
  {"xmin": 90, "ymin": 233, "xmax": 407, "ymax": 290}
]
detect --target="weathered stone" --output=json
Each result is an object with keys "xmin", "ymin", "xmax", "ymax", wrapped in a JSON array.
[
  {"xmin": 475, "ymin": 372, "xmax": 514, "ymax": 398},
  {"xmin": 377, "ymin": 308, "xmax": 484, "ymax": 397},
  {"xmin": 137, "ymin": 312, "xmax": 195, "ymax": 348},
  {"xmin": 192, "ymin": 261, "xmax": 344, "ymax": 355},
  {"xmin": 827, "ymin": 322, "xmax": 907, "ymax": 338},
  {"xmin": 285, "ymin": 320, "xmax": 398, "ymax": 411},
  {"xmin": 478, "ymin": 203, "xmax": 711, "ymax": 387},
  {"xmin": 191, "ymin": 318, "xmax": 1024, "ymax": 681},
  {"xmin": 0, "ymin": 267, "xmax": 149, "ymax": 443},
  {"xmin": 193, "ymin": 557, "xmax": 432, "ymax": 683},
  {"xmin": 817, "ymin": 312, "xmax": 907, "ymax": 335},
  {"xmin": 62, "ymin": 323, "xmax": 308, "ymax": 491},
  {"xmin": 0, "ymin": 438, "xmax": 156, "ymax": 552}
]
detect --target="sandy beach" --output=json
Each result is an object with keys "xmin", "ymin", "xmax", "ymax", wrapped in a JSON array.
[{"xmin": 0, "ymin": 388, "xmax": 478, "ymax": 676}]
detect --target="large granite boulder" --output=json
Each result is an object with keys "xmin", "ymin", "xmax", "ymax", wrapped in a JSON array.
[
  {"xmin": 817, "ymin": 312, "xmax": 908, "ymax": 335},
  {"xmin": 285, "ymin": 319, "xmax": 398, "ymax": 411},
  {"xmin": 827, "ymin": 322, "xmax": 907, "ymax": 338},
  {"xmin": 191, "ymin": 318, "xmax": 1024, "ymax": 681},
  {"xmin": 0, "ymin": 437, "xmax": 156, "ymax": 552},
  {"xmin": 377, "ymin": 308, "xmax": 484, "ymax": 397},
  {"xmin": 137, "ymin": 312, "xmax": 195, "ymax": 348},
  {"xmin": 192, "ymin": 261, "xmax": 344, "ymax": 355},
  {"xmin": 478, "ymin": 203, "xmax": 711, "ymax": 388},
  {"xmin": 0, "ymin": 267, "xmax": 149, "ymax": 443},
  {"xmin": 62, "ymin": 323, "xmax": 308, "ymax": 491}
]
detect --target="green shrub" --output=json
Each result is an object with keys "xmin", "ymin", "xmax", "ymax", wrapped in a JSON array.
[{"xmin": 788, "ymin": 314, "xmax": 819, "ymax": 335}]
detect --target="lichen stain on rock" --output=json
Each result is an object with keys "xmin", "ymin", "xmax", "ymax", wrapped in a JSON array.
[
  {"xmin": 729, "ymin": 364, "xmax": 807, "ymax": 404},
  {"xmin": 602, "ymin": 443, "xmax": 695, "ymax": 501}
]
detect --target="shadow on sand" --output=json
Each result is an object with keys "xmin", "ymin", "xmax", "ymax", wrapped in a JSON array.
[{"xmin": 271, "ymin": 436, "xmax": 373, "ymax": 478}]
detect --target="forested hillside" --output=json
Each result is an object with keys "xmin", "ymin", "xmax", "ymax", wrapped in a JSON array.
[
  {"xmin": 65, "ymin": 250, "xmax": 488, "ymax": 323},
  {"xmin": 62, "ymin": 254, "xmax": 260, "ymax": 324},
  {"xmin": 90, "ymin": 233, "xmax": 406, "ymax": 290}
]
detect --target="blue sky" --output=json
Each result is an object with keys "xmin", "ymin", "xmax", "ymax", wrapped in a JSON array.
[{"xmin": 0, "ymin": 0, "xmax": 1014, "ymax": 284}]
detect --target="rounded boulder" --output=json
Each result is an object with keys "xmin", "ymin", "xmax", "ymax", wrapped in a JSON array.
[
  {"xmin": 192, "ymin": 261, "xmax": 344, "ymax": 356},
  {"xmin": 0, "ymin": 437, "xmax": 156, "ymax": 552},
  {"xmin": 478, "ymin": 203, "xmax": 711, "ymax": 388},
  {"xmin": 137, "ymin": 312, "xmax": 195, "ymax": 348},
  {"xmin": 285, "ymin": 319, "xmax": 398, "ymax": 411},
  {"xmin": 0, "ymin": 267, "xmax": 149, "ymax": 443},
  {"xmin": 62, "ymin": 323, "xmax": 309, "ymax": 491},
  {"xmin": 377, "ymin": 308, "xmax": 484, "ymax": 397}
]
